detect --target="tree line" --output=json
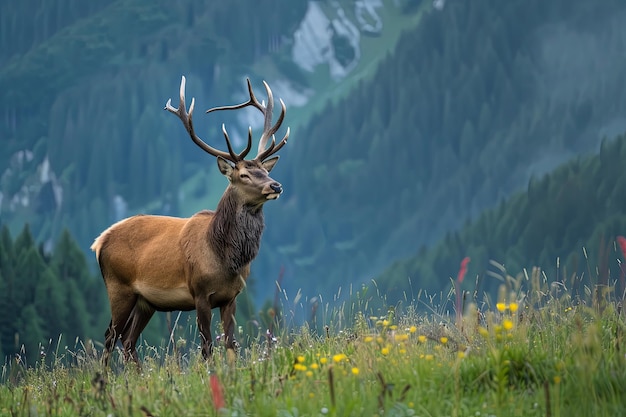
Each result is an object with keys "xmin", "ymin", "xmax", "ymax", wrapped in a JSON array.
[
  {"xmin": 377, "ymin": 132, "xmax": 626, "ymax": 304},
  {"xmin": 0, "ymin": 225, "xmax": 106, "ymax": 364}
]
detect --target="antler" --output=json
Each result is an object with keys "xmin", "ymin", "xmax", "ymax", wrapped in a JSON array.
[
  {"xmin": 165, "ymin": 76, "xmax": 250, "ymax": 162},
  {"xmin": 205, "ymin": 78, "xmax": 290, "ymax": 162}
]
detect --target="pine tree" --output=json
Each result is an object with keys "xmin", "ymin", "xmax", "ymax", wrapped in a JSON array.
[
  {"xmin": 51, "ymin": 229, "xmax": 104, "ymax": 336},
  {"xmin": 16, "ymin": 304, "xmax": 45, "ymax": 365},
  {"xmin": 34, "ymin": 269, "xmax": 69, "ymax": 343}
]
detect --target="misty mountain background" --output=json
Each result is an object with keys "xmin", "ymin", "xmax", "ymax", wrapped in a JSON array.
[{"xmin": 2, "ymin": 0, "xmax": 626, "ymax": 359}]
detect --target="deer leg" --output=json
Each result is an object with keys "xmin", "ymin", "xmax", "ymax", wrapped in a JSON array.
[
  {"xmin": 220, "ymin": 299, "xmax": 238, "ymax": 352},
  {"xmin": 103, "ymin": 320, "xmax": 116, "ymax": 366},
  {"xmin": 120, "ymin": 300, "xmax": 155, "ymax": 363},
  {"xmin": 195, "ymin": 297, "xmax": 213, "ymax": 359},
  {"xmin": 103, "ymin": 286, "xmax": 137, "ymax": 365}
]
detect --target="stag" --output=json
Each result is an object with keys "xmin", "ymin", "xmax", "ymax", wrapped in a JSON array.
[{"xmin": 91, "ymin": 76, "xmax": 289, "ymax": 365}]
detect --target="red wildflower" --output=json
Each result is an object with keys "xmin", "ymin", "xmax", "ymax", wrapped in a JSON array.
[
  {"xmin": 210, "ymin": 374, "xmax": 226, "ymax": 410},
  {"xmin": 456, "ymin": 257, "xmax": 471, "ymax": 284}
]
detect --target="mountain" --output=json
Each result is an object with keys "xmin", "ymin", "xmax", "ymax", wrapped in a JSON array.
[
  {"xmin": 0, "ymin": 0, "xmax": 425, "ymax": 297},
  {"xmin": 262, "ymin": 0, "xmax": 626, "ymax": 301},
  {"xmin": 2, "ymin": 0, "xmax": 626, "ymax": 308}
]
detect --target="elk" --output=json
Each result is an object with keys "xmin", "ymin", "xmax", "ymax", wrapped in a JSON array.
[{"xmin": 91, "ymin": 76, "xmax": 289, "ymax": 365}]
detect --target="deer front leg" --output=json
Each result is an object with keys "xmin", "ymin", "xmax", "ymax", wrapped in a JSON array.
[
  {"xmin": 221, "ymin": 299, "xmax": 238, "ymax": 364},
  {"xmin": 220, "ymin": 299, "xmax": 238, "ymax": 351},
  {"xmin": 195, "ymin": 297, "xmax": 213, "ymax": 359}
]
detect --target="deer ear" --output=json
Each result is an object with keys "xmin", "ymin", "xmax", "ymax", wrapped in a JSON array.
[
  {"xmin": 217, "ymin": 157, "xmax": 234, "ymax": 178},
  {"xmin": 262, "ymin": 156, "xmax": 280, "ymax": 172}
]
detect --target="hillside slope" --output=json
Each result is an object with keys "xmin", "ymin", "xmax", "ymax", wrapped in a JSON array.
[
  {"xmin": 262, "ymin": 0, "xmax": 626, "ymax": 301},
  {"xmin": 377, "ymin": 132, "xmax": 626, "ymax": 304},
  {"xmin": 0, "ymin": 0, "xmax": 423, "ymax": 255}
]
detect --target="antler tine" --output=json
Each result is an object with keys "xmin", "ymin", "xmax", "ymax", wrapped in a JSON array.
[
  {"xmin": 255, "ymin": 98, "xmax": 289, "ymax": 162},
  {"xmin": 219, "ymin": 124, "xmax": 253, "ymax": 161},
  {"xmin": 205, "ymin": 78, "xmax": 264, "ymax": 114},
  {"xmin": 165, "ymin": 76, "xmax": 237, "ymax": 162},
  {"xmin": 256, "ymin": 80, "xmax": 276, "ymax": 157}
]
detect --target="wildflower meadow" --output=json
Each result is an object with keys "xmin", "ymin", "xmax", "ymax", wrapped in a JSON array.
[{"xmin": 1, "ymin": 257, "xmax": 625, "ymax": 417}]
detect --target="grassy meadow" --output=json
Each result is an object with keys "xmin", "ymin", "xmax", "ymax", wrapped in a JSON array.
[{"xmin": 1, "ymin": 263, "xmax": 625, "ymax": 417}]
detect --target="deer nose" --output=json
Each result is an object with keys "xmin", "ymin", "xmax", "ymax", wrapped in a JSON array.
[{"xmin": 270, "ymin": 182, "xmax": 283, "ymax": 194}]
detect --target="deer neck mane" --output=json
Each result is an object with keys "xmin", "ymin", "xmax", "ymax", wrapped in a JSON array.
[{"xmin": 209, "ymin": 187, "xmax": 265, "ymax": 274}]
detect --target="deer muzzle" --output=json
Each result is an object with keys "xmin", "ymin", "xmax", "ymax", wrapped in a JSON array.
[{"xmin": 265, "ymin": 182, "xmax": 283, "ymax": 199}]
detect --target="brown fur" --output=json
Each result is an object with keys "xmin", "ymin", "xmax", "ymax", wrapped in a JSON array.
[{"xmin": 92, "ymin": 158, "xmax": 281, "ymax": 364}]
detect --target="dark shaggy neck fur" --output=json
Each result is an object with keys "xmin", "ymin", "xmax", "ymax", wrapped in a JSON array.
[{"xmin": 209, "ymin": 188, "xmax": 265, "ymax": 274}]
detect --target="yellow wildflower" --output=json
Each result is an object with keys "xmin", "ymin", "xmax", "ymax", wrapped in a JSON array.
[
  {"xmin": 320, "ymin": 357, "xmax": 328, "ymax": 365},
  {"xmin": 364, "ymin": 336, "xmax": 374, "ymax": 343},
  {"xmin": 332, "ymin": 353, "xmax": 347, "ymax": 363},
  {"xmin": 440, "ymin": 337, "xmax": 448, "ymax": 344},
  {"xmin": 496, "ymin": 302, "xmax": 507, "ymax": 312},
  {"xmin": 351, "ymin": 367, "xmax": 359, "ymax": 376},
  {"xmin": 409, "ymin": 326, "xmax": 417, "ymax": 334},
  {"xmin": 502, "ymin": 319, "xmax": 514, "ymax": 331},
  {"xmin": 394, "ymin": 334, "xmax": 409, "ymax": 342},
  {"xmin": 418, "ymin": 335, "xmax": 427, "ymax": 343},
  {"xmin": 509, "ymin": 302, "xmax": 519, "ymax": 313},
  {"xmin": 381, "ymin": 347, "xmax": 390, "ymax": 356},
  {"xmin": 297, "ymin": 355, "xmax": 305, "ymax": 363}
]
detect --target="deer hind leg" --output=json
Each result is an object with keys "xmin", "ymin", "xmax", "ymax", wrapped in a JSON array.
[
  {"xmin": 120, "ymin": 298, "xmax": 155, "ymax": 363},
  {"xmin": 195, "ymin": 297, "xmax": 213, "ymax": 359},
  {"xmin": 103, "ymin": 285, "xmax": 137, "ymax": 366}
]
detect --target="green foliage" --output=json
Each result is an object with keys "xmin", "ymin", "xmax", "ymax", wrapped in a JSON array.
[{"xmin": 0, "ymin": 225, "xmax": 104, "ymax": 365}]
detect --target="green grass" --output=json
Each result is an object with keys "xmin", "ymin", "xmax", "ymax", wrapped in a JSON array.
[{"xmin": 2, "ymin": 265, "xmax": 625, "ymax": 416}]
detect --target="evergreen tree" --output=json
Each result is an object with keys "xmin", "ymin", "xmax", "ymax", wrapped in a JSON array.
[
  {"xmin": 15, "ymin": 305, "xmax": 45, "ymax": 365},
  {"xmin": 34, "ymin": 269, "xmax": 69, "ymax": 342},
  {"xmin": 51, "ymin": 229, "xmax": 105, "ymax": 336}
]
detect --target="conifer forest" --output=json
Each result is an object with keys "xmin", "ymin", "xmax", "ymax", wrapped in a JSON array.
[{"xmin": 2, "ymin": 0, "xmax": 626, "ymax": 362}]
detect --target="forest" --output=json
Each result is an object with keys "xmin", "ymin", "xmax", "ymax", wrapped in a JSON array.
[
  {"xmin": 0, "ymin": 226, "xmax": 106, "ymax": 363},
  {"xmin": 378, "ymin": 133, "xmax": 626, "ymax": 304},
  {"xmin": 274, "ymin": 0, "xmax": 626, "ymax": 300},
  {"xmin": 2, "ymin": 0, "xmax": 626, "ymax": 362}
]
